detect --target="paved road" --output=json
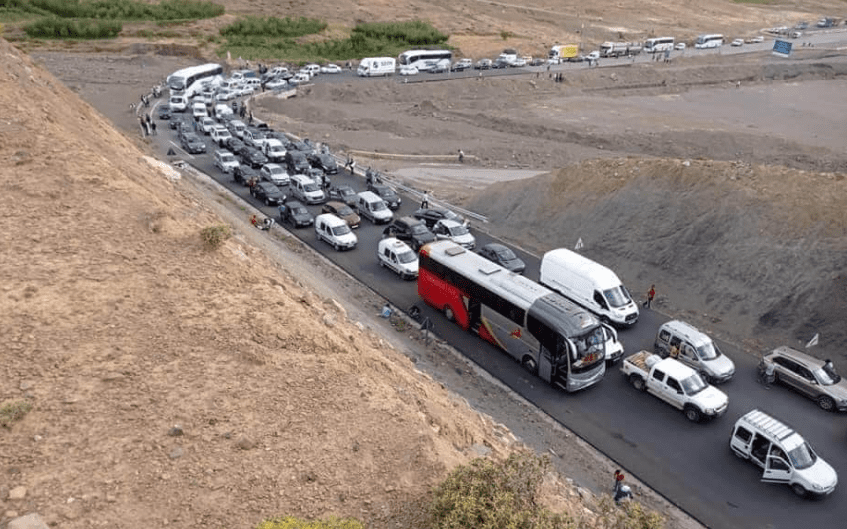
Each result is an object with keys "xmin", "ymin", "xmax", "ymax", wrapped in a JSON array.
[{"xmin": 146, "ymin": 68, "xmax": 847, "ymax": 528}]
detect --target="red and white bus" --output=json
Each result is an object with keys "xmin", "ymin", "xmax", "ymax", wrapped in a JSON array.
[{"xmin": 418, "ymin": 240, "xmax": 607, "ymax": 392}]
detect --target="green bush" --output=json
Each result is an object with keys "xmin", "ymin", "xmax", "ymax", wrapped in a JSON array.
[
  {"xmin": 429, "ymin": 453, "xmax": 574, "ymax": 529},
  {"xmin": 0, "ymin": 399, "xmax": 33, "ymax": 427},
  {"xmin": 353, "ymin": 20, "xmax": 448, "ymax": 46},
  {"xmin": 23, "ymin": 16, "xmax": 121, "ymax": 38},
  {"xmin": 200, "ymin": 224, "xmax": 231, "ymax": 250},
  {"xmin": 221, "ymin": 15, "xmax": 326, "ymax": 38},
  {"xmin": 596, "ymin": 496, "xmax": 666, "ymax": 529},
  {"xmin": 7, "ymin": 0, "xmax": 223, "ymax": 21},
  {"xmin": 256, "ymin": 516, "xmax": 364, "ymax": 529}
]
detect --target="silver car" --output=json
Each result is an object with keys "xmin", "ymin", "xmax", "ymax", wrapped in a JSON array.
[{"xmin": 759, "ymin": 346, "xmax": 847, "ymax": 412}]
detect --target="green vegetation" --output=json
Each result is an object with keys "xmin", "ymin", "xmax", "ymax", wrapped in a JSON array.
[
  {"xmin": 429, "ymin": 453, "xmax": 573, "ymax": 529},
  {"xmin": 256, "ymin": 516, "xmax": 364, "ymax": 529},
  {"xmin": 0, "ymin": 399, "xmax": 33, "ymax": 427},
  {"xmin": 23, "ymin": 16, "xmax": 121, "ymax": 38},
  {"xmin": 2, "ymin": 0, "xmax": 223, "ymax": 21},
  {"xmin": 596, "ymin": 496, "xmax": 666, "ymax": 529},
  {"xmin": 217, "ymin": 19, "xmax": 449, "ymax": 63},
  {"xmin": 200, "ymin": 224, "xmax": 231, "ymax": 250}
]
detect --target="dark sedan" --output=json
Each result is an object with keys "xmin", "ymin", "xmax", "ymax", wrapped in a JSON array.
[
  {"xmin": 412, "ymin": 207, "xmax": 467, "ymax": 229},
  {"xmin": 477, "ymin": 243, "xmax": 526, "ymax": 274},
  {"xmin": 309, "ymin": 152, "xmax": 338, "ymax": 174},
  {"xmin": 328, "ymin": 184, "xmax": 357, "ymax": 207},
  {"xmin": 238, "ymin": 146, "xmax": 269, "ymax": 169},
  {"xmin": 157, "ymin": 105, "xmax": 172, "ymax": 120},
  {"xmin": 233, "ymin": 164, "xmax": 259, "ymax": 186},
  {"xmin": 321, "ymin": 201, "xmax": 360, "ymax": 229},
  {"xmin": 250, "ymin": 181, "xmax": 285, "ymax": 206},
  {"xmin": 180, "ymin": 132, "xmax": 207, "ymax": 154},
  {"xmin": 367, "ymin": 183, "xmax": 401, "ymax": 210},
  {"xmin": 279, "ymin": 200, "xmax": 314, "ymax": 228},
  {"xmin": 382, "ymin": 216, "xmax": 435, "ymax": 251}
]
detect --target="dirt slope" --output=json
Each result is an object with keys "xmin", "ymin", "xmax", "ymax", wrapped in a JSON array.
[{"xmin": 0, "ymin": 38, "xmax": 602, "ymax": 528}]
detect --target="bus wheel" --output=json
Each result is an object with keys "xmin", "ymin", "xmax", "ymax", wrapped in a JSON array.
[
  {"xmin": 444, "ymin": 306, "xmax": 455, "ymax": 321},
  {"xmin": 522, "ymin": 356, "xmax": 538, "ymax": 376}
]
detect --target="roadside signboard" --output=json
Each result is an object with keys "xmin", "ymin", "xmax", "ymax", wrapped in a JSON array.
[{"xmin": 772, "ymin": 40, "xmax": 792, "ymax": 57}]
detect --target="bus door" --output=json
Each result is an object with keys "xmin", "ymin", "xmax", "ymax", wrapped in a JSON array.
[
  {"xmin": 466, "ymin": 297, "xmax": 481, "ymax": 332},
  {"xmin": 538, "ymin": 344, "xmax": 553, "ymax": 383}
]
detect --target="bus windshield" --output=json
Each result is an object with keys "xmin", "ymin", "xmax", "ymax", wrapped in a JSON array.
[{"xmin": 571, "ymin": 326, "xmax": 606, "ymax": 371}]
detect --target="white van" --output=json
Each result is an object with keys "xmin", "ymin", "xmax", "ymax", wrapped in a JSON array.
[
  {"xmin": 227, "ymin": 119, "xmax": 247, "ymax": 139},
  {"xmin": 315, "ymin": 213, "xmax": 357, "ymax": 251},
  {"xmin": 356, "ymin": 191, "xmax": 393, "ymax": 224},
  {"xmin": 169, "ymin": 94, "xmax": 188, "ymax": 112},
  {"xmin": 290, "ymin": 174, "xmax": 326, "ymax": 205},
  {"xmin": 539, "ymin": 248, "xmax": 639, "ymax": 327},
  {"xmin": 654, "ymin": 320, "xmax": 735, "ymax": 384},
  {"xmin": 378, "ymin": 238, "xmax": 418, "ymax": 280},
  {"xmin": 357, "ymin": 57, "xmax": 396, "ymax": 77},
  {"xmin": 303, "ymin": 64, "xmax": 320, "ymax": 77},
  {"xmin": 730, "ymin": 409, "xmax": 837, "ymax": 498}
]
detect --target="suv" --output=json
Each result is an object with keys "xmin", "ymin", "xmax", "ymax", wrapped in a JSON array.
[
  {"xmin": 210, "ymin": 126, "xmax": 232, "ymax": 147},
  {"xmin": 233, "ymin": 164, "xmax": 259, "ymax": 186},
  {"xmin": 730, "ymin": 409, "xmax": 837, "ymax": 498},
  {"xmin": 213, "ymin": 149, "xmax": 240, "ymax": 173},
  {"xmin": 432, "ymin": 219, "xmax": 475, "ymax": 249},
  {"xmin": 759, "ymin": 347, "xmax": 847, "ymax": 411},
  {"xmin": 279, "ymin": 200, "xmax": 314, "ymax": 228},
  {"xmin": 286, "ymin": 151, "xmax": 311, "ymax": 175},
  {"xmin": 378, "ymin": 238, "xmax": 419, "ymax": 280},
  {"xmin": 250, "ymin": 181, "xmax": 285, "ymax": 206},
  {"xmin": 260, "ymin": 164, "xmax": 290, "ymax": 187},
  {"xmin": 654, "ymin": 320, "xmax": 735, "ymax": 384},
  {"xmin": 290, "ymin": 174, "xmax": 326, "ymax": 205},
  {"xmin": 308, "ymin": 152, "xmax": 338, "ymax": 174},
  {"xmin": 237, "ymin": 146, "xmax": 268, "ymax": 169},
  {"xmin": 382, "ymin": 217, "xmax": 435, "ymax": 251},
  {"xmin": 367, "ymin": 183, "xmax": 402, "ymax": 210}
]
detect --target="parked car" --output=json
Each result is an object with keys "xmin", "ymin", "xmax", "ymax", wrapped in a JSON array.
[
  {"xmin": 412, "ymin": 207, "xmax": 467, "ymax": 228},
  {"xmin": 399, "ymin": 65, "xmax": 419, "ymax": 76},
  {"xmin": 264, "ymin": 77, "xmax": 290, "ymax": 91},
  {"xmin": 491, "ymin": 58, "xmax": 510, "ymax": 69},
  {"xmin": 474, "ymin": 58, "xmax": 492, "ymax": 70},
  {"xmin": 795, "ymin": 21, "xmax": 809, "ymax": 30},
  {"xmin": 367, "ymin": 182, "xmax": 401, "ymax": 210},
  {"xmin": 157, "ymin": 104, "xmax": 172, "ymax": 120},
  {"xmin": 746, "ymin": 35, "xmax": 765, "ymax": 43},
  {"xmin": 237, "ymin": 146, "xmax": 269, "ymax": 169},
  {"xmin": 321, "ymin": 201, "xmax": 360, "ymax": 229},
  {"xmin": 759, "ymin": 346, "xmax": 847, "ymax": 411},
  {"xmin": 308, "ymin": 152, "xmax": 338, "ymax": 174},
  {"xmin": 180, "ymin": 132, "xmax": 206, "ymax": 154},
  {"xmin": 213, "ymin": 149, "xmax": 239, "ymax": 173},
  {"xmin": 279, "ymin": 200, "xmax": 314, "ymax": 228},
  {"xmin": 314, "ymin": 213, "xmax": 357, "ymax": 251},
  {"xmin": 477, "ymin": 243, "xmax": 525, "ymax": 274},
  {"xmin": 382, "ymin": 216, "xmax": 435, "ymax": 251},
  {"xmin": 654, "ymin": 320, "xmax": 735, "ymax": 384},
  {"xmin": 428, "ymin": 63, "xmax": 448, "ymax": 74},
  {"xmin": 378, "ymin": 238, "xmax": 419, "ymax": 280},
  {"xmin": 232, "ymin": 164, "xmax": 259, "ymax": 186},
  {"xmin": 432, "ymin": 219, "xmax": 475, "ymax": 249},
  {"xmin": 731, "ymin": 39, "xmax": 744, "ymax": 47},
  {"xmin": 511, "ymin": 57, "xmax": 527, "ymax": 67},
  {"xmin": 285, "ymin": 151, "xmax": 311, "ymax": 175},
  {"xmin": 263, "ymin": 139, "xmax": 286, "ymax": 162},
  {"xmin": 451, "ymin": 58, "xmax": 473, "ymax": 71},
  {"xmin": 675, "ymin": 42, "xmax": 686, "ymax": 50},
  {"xmin": 328, "ymin": 184, "xmax": 357, "ymax": 206},
  {"xmin": 320, "ymin": 64, "xmax": 342, "ymax": 74},
  {"xmin": 199, "ymin": 116, "xmax": 216, "ymax": 135},
  {"xmin": 260, "ymin": 163, "xmax": 290, "ymax": 187},
  {"xmin": 530, "ymin": 58, "xmax": 546, "ymax": 66},
  {"xmin": 223, "ymin": 137, "xmax": 246, "ymax": 154},
  {"xmin": 250, "ymin": 181, "xmax": 285, "ymax": 206}
]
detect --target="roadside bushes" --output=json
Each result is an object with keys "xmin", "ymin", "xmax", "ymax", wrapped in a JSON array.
[
  {"xmin": 9, "ymin": 0, "xmax": 224, "ymax": 21},
  {"xmin": 200, "ymin": 224, "xmax": 231, "ymax": 250},
  {"xmin": 256, "ymin": 516, "xmax": 364, "ymax": 529},
  {"xmin": 23, "ymin": 16, "xmax": 121, "ymax": 38},
  {"xmin": 220, "ymin": 15, "xmax": 326, "ymax": 38},
  {"xmin": 353, "ymin": 20, "xmax": 448, "ymax": 47},
  {"xmin": 0, "ymin": 399, "xmax": 33, "ymax": 428}
]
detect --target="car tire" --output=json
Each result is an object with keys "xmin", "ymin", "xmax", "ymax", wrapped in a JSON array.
[
  {"xmin": 522, "ymin": 356, "xmax": 538, "ymax": 376},
  {"xmin": 444, "ymin": 306, "xmax": 455, "ymax": 322},
  {"xmin": 791, "ymin": 483, "xmax": 808, "ymax": 498},
  {"xmin": 818, "ymin": 395, "xmax": 835, "ymax": 412},
  {"xmin": 629, "ymin": 374, "xmax": 646, "ymax": 392},
  {"xmin": 683, "ymin": 406, "xmax": 702, "ymax": 423},
  {"xmin": 333, "ymin": 242, "xmax": 340, "ymax": 251},
  {"xmin": 265, "ymin": 198, "xmax": 271, "ymax": 206}
]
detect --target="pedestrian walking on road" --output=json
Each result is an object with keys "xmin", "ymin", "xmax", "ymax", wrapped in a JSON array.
[
  {"xmin": 644, "ymin": 284, "xmax": 655, "ymax": 309},
  {"xmin": 458, "ymin": 149, "xmax": 465, "ymax": 163},
  {"xmin": 421, "ymin": 190, "xmax": 429, "ymax": 209},
  {"xmin": 150, "ymin": 121, "xmax": 157, "ymax": 135},
  {"xmin": 139, "ymin": 116, "xmax": 147, "ymax": 136}
]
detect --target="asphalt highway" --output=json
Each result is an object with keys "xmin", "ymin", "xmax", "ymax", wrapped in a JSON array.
[{"xmin": 148, "ymin": 73, "xmax": 847, "ymax": 529}]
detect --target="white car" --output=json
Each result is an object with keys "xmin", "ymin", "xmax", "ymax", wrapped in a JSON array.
[
  {"xmin": 511, "ymin": 57, "xmax": 527, "ymax": 67},
  {"xmin": 320, "ymin": 64, "xmax": 342, "ymax": 74},
  {"xmin": 210, "ymin": 126, "xmax": 232, "ymax": 147},
  {"xmin": 191, "ymin": 103, "xmax": 208, "ymax": 120},
  {"xmin": 263, "ymin": 139, "xmax": 286, "ymax": 162},
  {"xmin": 290, "ymin": 73, "xmax": 310, "ymax": 86},
  {"xmin": 731, "ymin": 39, "xmax": 744, "ymax": 47},
  {"xmin": 199, "ymin": 116, "xmax": 216, "ymax": 135},
  {"xmin": 675, "ymin": 42, "xmax": 686, "ymax": 50},
  {"xmin": 432, "ymin": 219, "xmax": 475, "ymax": 249},
  {"xmin": 260, "ymin": 163, "xmax": 290, "ymax": 186},
  {"xmin": 378, "ymin": 238, "xmax": 419, "ymax": 280},
  {"xmin": 213, "ymin": 149, "xmax": 240, "ymax": 173},
  {"xmin": 215, "ymin": 88, "xmax": 236, "ymax": 102},
  {"xmin": 214, "ymin": 103, "xmax": 233, "ymax": 118},
  {"xmin": 746, "ymin": 36, "xmax": 765, "ymax": 44},
  {"xmin": 399, "ymin": 65, "xmax": 419, "ymax": 76},
  {"xmin": 265, "ymin": 77, "xmax": 290, "ymax": 91}
]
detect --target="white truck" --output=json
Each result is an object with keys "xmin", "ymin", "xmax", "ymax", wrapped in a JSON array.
[
  {"xmin": 600, "ymin": 41, "xmax": 643, "ymax": 58},
  {"xmin": 620, "ymin": 351, "xmax": 729, "ymax": 422},
  {"xmin": 548, "ymin": 44, "xmax": 580, "ymax": 63}
]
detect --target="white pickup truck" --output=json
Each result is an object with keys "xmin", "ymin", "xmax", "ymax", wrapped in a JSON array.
[{"xmin": 621, "ymin": 351, "xmax": 729, "ymax": 422}]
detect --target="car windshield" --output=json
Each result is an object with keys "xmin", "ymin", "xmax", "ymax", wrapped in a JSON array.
[
  {"xmin": 338, "ymin": 206, "xmax": 354, "ymax": 216},
  {"xmin": 397, "ymin": 251, "xmax": 417, "ymax": 264},
  {"xmin": 410, "ymin": 225, "xmax": 428, "ymax": 235},
  {"xmin": 332, "ymin": 225, "xmax": 351, "ymax": 236},
  {"xmin": 450, "ymin": 225, "xmax": 470, "ymax": 236},
  {"xmin": 496, "ymin": 247, "xmax": 517, "ymax": 260},
  {"xmin": 292, "ymin": 207, "xmax": 307, "ymax": 215},
  {"xmin": 787, "ymin": 442, "xmax": 817, "ymax": 470},
  {"xmin": 680, "ymin": 374, "xmax": 708, "ymax": 395},
  {"xmin": 814, "ymin": 366, "xmax": 841, "ymax": 385},
  {"xmin": 304, "ymin": 183, "xmax": 320, "ymax": 192},
  {"xmin": 270, "ymin": 167, "xmax": 283, "ymax": 175},
  {"xmin": 221, "ymin": 155, "xmax": 235, "ymax": 162},
  {"xmin": 696, "ymin": 342, "xmax": 720, "ymax": 361},
  {"xmin": 603, "ymin": 286, "xmax": 632, "ymax": 308},
  {"xmin": 442, "ymin": 210, "xmax": 460, "ymax": 221},
  {"xmin": 373, "ymin": 202, "xmax": 387, "ymax": 211}
]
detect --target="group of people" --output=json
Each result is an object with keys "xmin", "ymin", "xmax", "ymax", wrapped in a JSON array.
[
  {"xmin": 250, "ymin": 214, "xmax": 274, "ymax": 230},
  {"xmin": 139, "ymin": 114, "xmax": 156, "ymax": 136}
]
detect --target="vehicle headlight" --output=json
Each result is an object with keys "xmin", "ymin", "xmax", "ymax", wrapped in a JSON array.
[
  {"xmin": 813, "ymin": 483, "xmax": 824, "ymax": 491},
  {"xmin": 705, "ymin": 408, "xmax": 716, "ymax": 415}
]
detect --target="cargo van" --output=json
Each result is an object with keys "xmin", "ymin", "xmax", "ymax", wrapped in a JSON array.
[
  {"xmin": 356, "ymin": 191, "xmax": 393, "ymax": 224},
  {"xmin": 169, "ymin": 94, "xmax": 188, "ymax": 112},
  {"xmin": 357, "ymin": 57, "xmax": 396, "ymax": 77},
  {"xmin": 227, "ymin": 119, "xmax": 247, "ymax": 139},
  {"xmin": 290, "ymin": 174, "xmax": 326, "ymax": 205},
  {"xmin": 315, "ymin": 213, "xmax": 357, "ymax": 251},
  {"xmin": 730, "ymin": 409, "xmax": 837, "ymax": 498},
  {"xmin": 539, "ymin": 248, "xmax": 639, "ymax": 327}
]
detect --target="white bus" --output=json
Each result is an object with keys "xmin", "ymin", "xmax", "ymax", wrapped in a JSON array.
[
  {"xmin": 166, "ymin": 63, "xmax": 224, "ymax": 98},
  {"xmin": 644, "ymin": 37, "xmax": 675, "ymax": 53},
  {"xmin": 418, "ymin": 240, "xmax": 608, "ymax": 393},
  {"xmin": 695, "ymin": 34, "xmax": 724, "ymax": 49},
  {"xmin": 398, "ymin": 49, "xmax": 452, "ymax": 72}
]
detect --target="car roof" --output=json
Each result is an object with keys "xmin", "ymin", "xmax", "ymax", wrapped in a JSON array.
[
  {"xmin": 654, "ymin": 357, "xmax": 696, "ymax": 379},
  {"xmin": 437, "ymin": 219, "xmax": 462, "ymax": 227},
  {"xmin": 398, "ymin": 216, "xmax": 422, "ymax": 226},
  {"xmin": 660, "ymin": 320, "xmax": 711, "ymax": 348},
  {"xmin": 325, "ymin": 201, "xmax": 347, "ymax": 209},
  {"xmin": 482, "ymin": 242, "xmax": 508, "ymax": 252},
  {"xmin": 380, "ymin": 237, "xmax": 411, "ymax": 251},
  {"xmin": 767, "ymin": 346, "xmax": 823, "ymax": 369}
]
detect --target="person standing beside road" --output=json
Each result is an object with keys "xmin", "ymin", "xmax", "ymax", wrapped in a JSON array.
[
  {"xmin": 150, "ymin": 120, "xmax": 157, "ymax": 136},
  {"xmin": 139, "ymin": 116, "xmax": 147, "ymax": 136},
  {"xmin": 458, "ymin": 149, "xmax": 464, "ymax": 163},
  {"xmin": 421, "ymin": 190, "xmax": 429, "ymax": 209},
  {"xmin": 644, "ymin": 284, "xmax": 655, "ymax": 309}
]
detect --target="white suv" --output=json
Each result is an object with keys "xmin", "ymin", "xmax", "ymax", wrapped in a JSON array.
[
  {"xmin": 213, "ymin": 149, "xmax": 240, "ymax": 173},
  {"xmin": 378, "ymin": 238, "xmax": 418, "ymax": 280}
]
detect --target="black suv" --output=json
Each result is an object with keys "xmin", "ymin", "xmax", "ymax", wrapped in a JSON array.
[
  {"xmin": 233, "ymin": 164, "xmax": 259, "ymax": 186},
  {"xmin": 238, "ymin": 145, "xmax": 269, "ymax": 169},
  {"xmin": 412, "ymin": 207, "xmax": 467, "ymax": 229},
  {"xmin": 285, "ymin": 151, "xmax": 311, "ymax": 175},
  {"xmin": 180, "ymin": 132, "xmax": 206, "ymax": 154},
  {"xmin": 250, "ymin": 181, "xmax": 285, "ymax": 206},
  {"xmin": 382, "ymin": 216, "xmax": 435, "ymax": 251},
  {"xmin": 367, "ymin": 183, "xmax": 402, "ymax": 210},
  {"xmin": 279, "ymin": 200, "xmax": 314, "ymax": 228},
  {"xmin": 308, "ymin": 152, "xmax": 338, "ymax": 174}
]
